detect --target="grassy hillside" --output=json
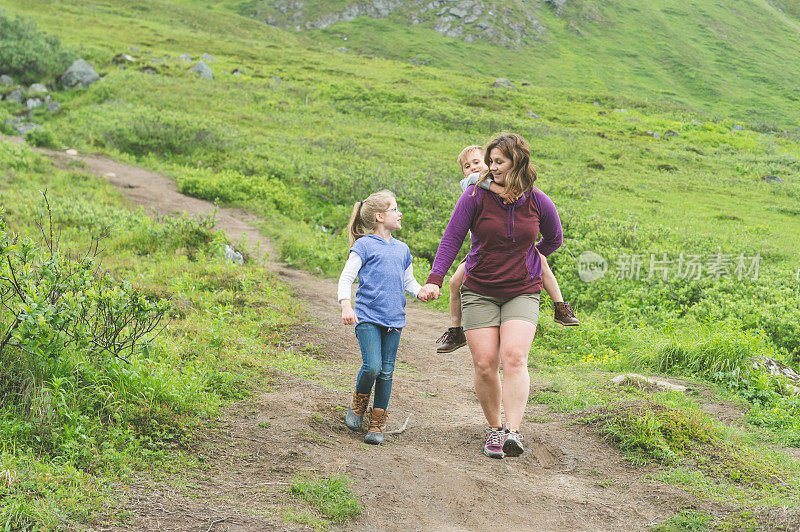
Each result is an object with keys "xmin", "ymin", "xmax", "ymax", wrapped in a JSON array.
[{"xmin": 235, "ymin": 0, "xmax": 800, "ymax": 129}]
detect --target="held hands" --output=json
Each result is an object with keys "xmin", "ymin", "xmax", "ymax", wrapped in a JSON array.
[
  {"xmin": 417, "ymin": 283, "xmax": 441, "ymax": 302},
  {"xmin": 340, "ymin": 300, "xmax": 358, "ymax": 325}
]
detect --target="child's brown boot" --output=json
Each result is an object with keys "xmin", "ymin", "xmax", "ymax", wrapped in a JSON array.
[
  {"xmin": 436, "ymin": 326, "xmax": 467, "ymax": 353},
  {"xmin": 554, "ymin": 301, "xmax": 579, "ymax": 326},
  {"xmin": 364, "ymin": 407, "xmax": 387, "ymax": 445},
  {"xmin": 345, "ymin": 391, "xmax": 370, "ymax": 431}
]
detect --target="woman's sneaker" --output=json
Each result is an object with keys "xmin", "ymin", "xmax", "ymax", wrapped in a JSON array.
[
  {"xmin": 483, "ymin": 427, "xmax": 505, "ymax": 459},
  {"xmin": 436, "ymin": 327, "xmax": 467, "ymax": 353},
  {"xmin": 503, "ymin": 430, "xmax": 524, "ymax": 457}
]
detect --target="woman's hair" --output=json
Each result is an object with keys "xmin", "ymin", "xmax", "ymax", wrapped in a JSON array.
[
  {"xmin": 473, "ymin": 133, "xmax": 537, "ymax": 197},
  {"xmin": 346, "ymin": 189, "xmax": 395, "ymax": 246}
]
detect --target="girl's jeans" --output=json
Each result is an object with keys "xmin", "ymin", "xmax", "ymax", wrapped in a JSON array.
[{"xmin": 354, "ymin": 322, "xmax": 401, "ymax": 410}]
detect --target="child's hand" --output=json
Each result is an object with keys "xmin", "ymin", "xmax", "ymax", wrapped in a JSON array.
[
  {"xmin": 418, "ymin": 284, "xmax": 441, "ymax": 301},
  {"xmin": 341, "ymin": 302, "xmax": 357, "ymax": 325},
  {"xmin": 500, "ymin": 188, "xmax": 520, "ymax": 204}
]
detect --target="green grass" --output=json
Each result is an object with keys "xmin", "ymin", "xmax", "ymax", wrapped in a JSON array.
[{"xmin": 289, "ymin": 473, "xmax": 362, "ymax": 523}]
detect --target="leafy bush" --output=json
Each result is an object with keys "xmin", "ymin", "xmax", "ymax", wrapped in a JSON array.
[
  {"xmin": 24, "ymin": 128, "xmax": 58, "ymax": 149},
  {"xmin": 96, "ymin": 104, "xmax": 231, "ymax": 159},
  {"xmin": 0, "ymin": 8, "xmax": 75, "ymax": 84}
]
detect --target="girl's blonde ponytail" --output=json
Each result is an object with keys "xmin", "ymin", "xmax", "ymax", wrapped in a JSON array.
[{"xmin": 346, "ymin": 190, "xmax": 395, "ymax": 246}]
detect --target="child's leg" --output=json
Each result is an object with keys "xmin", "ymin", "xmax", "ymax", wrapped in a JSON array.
[
  {"xmin": 539, "ymin": 253, "xmax": 563, "ymax": 303},
  {"xmin": 354, "ymin": 323, "xmax": 382, "ymax": 396},
  {"xmin": 449, "ymin": 262, "xmax": 466, "ymax": 327},
  {"xmin": 372, "ymin": 327, "xmax": 401, "ymax": 410}
]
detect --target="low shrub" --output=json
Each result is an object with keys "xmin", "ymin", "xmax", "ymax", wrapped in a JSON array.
[{"xmin": 0, "ymin": 8, "xmax": 75, "ymax": 84}]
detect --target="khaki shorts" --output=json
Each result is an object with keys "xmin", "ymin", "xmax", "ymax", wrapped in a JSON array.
[{"xmin": 460, "ymin": 287, "xmax": 541, "ymax": 331}]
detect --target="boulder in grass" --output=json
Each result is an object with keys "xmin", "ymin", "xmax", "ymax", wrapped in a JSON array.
[
  {"xmin": 26, "ymin": 98, "xmax": 43, "ymax": 110},
  {"xmin": 664, "ymin": 130, "xmax": 679, "ymax": 138},
  {"xmin": 762, "ymin": 175, "xmax": 784, "ymax": 184},
  {"xmin": 16, "ymin": 123, "xmax": 42, "ymax": 136},
  {"xmin": 224, "ymin": 245, "xmax": 244, "ymax": 265},
  {"xmin": 526, "ymin": 111, "xmax": 540, "ymax": 119},
  {"xmin": 611, "ymin": 373, "xmax": 687, "ymax": 393},
  {"xmin": 47, "ymin": 102, "xmax": 61, "ymax": 112},
  {"xmin": 7, "ymin": 89, "xmax": 24, "ymax": 104},
  {"xmin": 201, "ymin": 53, "xmax": 216, "ymax": 63},
  {"xmin": 190, "ymin": 61, "xmax": 213, "ymax": 80},
  {"xmin": 178, "ymin": 54, "xmax": 192, "ymax": 62},
  {"xmin": 28, "ymin": 83, "xmax": 48, "ymax": 94},
  {"xmin": 61, "ymin": 59, "xmax": 100, "ymax": 89},
  {"xmin": 732, "ymin": 124, "xmax": 744, "ymax": 131},
  {"xmin": 493, "ymin": 77, "xmax": 513, "ymax": 88},
  {"xmin": 232, "ymin": 68, "xmax": 243, "ymax": 76},
  {"xmin": 112, "ymin": 53, "xmax": 137, "ymax": 65},
  {"xmin": 0, "ymin": 74, "xmax": 14, "ymax": 85}
]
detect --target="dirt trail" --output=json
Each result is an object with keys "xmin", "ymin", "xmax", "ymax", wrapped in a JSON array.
[{"xmin": 29, "ymin": 143, "xmax": 695, "ymax": 531}]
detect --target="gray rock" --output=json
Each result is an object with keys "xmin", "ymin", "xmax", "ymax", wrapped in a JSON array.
[
  {"xmin": 337, "ymin": 46, "xmax": 349, "ymax": 52},
  {"xmin": 25, "ymin": 98, "xmax": 43, "ymax": 110},
  {"xmin": 526, "ymin": 111, "xmax": 540, "ymax": 118},
  {"xmin": 613, "ymin": 108, "xmax": 628, "ymax": 113},
  {"xmin": 648, "ymin": 131, "xmax": 661, "ymax": 139},
  {"xmin": 178, "ymin": 54, "xmax": 192, "ymax": 62},
  {"xmin": 232, "ymin": 68, "xmax": 243, "ymax": 76},
  {"xmin": 7, "ymin": 89, "xmax": 24, "ymax": 104},
  {"xmin": 190, "ymin": 61, "xmax": 213, "ymax": 80},
  {"xmin": 140, "ymin": 66, "xmax": 158, "ymax": 75},
  {"xmin": 113, "ymin": 53, "xmax": 137, "ymax": 65},
  {"xmin": 449, "ymin": 6, "xmax": 468, "ymax": 17},
  {"xmin": 690, "ymin": 119, "xmax": 702, "ymax": 126},
  {"xmin": 732, "ymin": 124, "xmax": 744, "ymax": 131},
  {"xmin": 271, "ymin": 75, "xmax": 282, "ymax": 84},
  {"xmin": 28, "ymin": 83, "xmax": 48, "ymax": 94},
  {"xmin": 16, "ymin": 123, "xmax": 42, "ymax": 136},
  {"xmin": 202, "ymin": 53, "xmax": 216, "ymax": 63},
  {"xmin": 592, "ymin": 101, "xmax": 600, "ymax": 107},
  {"xmin": 762, "ymin": 175, "xmax": 784, "ymax": 184},
  {"xmin": 5, "ymin": 117, "xmax": 19, "ymax": 126},
  {"xmin": 0, "ymin": 74, "xmax": 14, "ymax": 85},
  {"xmin": 664, "ymin": 130, "xmax": 679, "ymax": 137},
  {"xmin": 611, "ymin": 373, "xmax": 687, "ymax": 393},
  {"xmin": 47, "ymin": 101, "xmax": 60, "ymax": 112},
  {"xmin": 224, "ymin": 245, "xmax": 244, "ymax": 265},
  {"xmin": 61, "ymin": 59, "xmax": 100, "ymax": 89},
  {"xmin": 751, "ymin": 356, "xmax": 800, "ymax": 394},
  {"xmin": 129, "ymin": 46, "xmax": 140, "ymax": 52},
  {"xmin": 493, "ymin": 77, "xmax": 513, "ymax": 88}
]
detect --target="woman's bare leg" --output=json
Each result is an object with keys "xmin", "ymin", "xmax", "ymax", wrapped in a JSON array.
[
  {"xmin": 498, "ymin": 319, "xmax": 536, "ymax": 428},
  {"xmin": 465, "ymin": 326, "xmax": 502, "ymax": 427}
]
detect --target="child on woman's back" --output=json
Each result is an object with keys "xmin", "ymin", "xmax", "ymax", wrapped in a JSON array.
[
  {"xmin": 436, "ymin": 145, "xmax": 579, "ymax": 353},
  {"xmin": 338, "ymin": 190, "xmax": 426, "ymax": 444}
]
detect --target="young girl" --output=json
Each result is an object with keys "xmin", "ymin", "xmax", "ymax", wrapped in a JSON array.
[{"xmin": 337, "ymin": 190, "xmax": 425, "ymax": 445}]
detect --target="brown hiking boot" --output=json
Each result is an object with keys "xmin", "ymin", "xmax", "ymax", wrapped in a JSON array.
[
  {"xmin": 345, "ymin": 391, "xmax": 370, "ymax": 431},
  {"xmin": 364, "ymin": 408, "xmax": 387, "ymax": 445},
  {"xmin": 554, "ymin": 301, "xmax": 579, "ymax": 326},
  {"xmin": 436, "ymin": 326, "xmax": 467, "ymax": 353}
]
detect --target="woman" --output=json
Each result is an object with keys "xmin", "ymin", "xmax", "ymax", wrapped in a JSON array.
[{"xmin": 419, "ymin": 133, "xmax": 562, "ymax": 458}]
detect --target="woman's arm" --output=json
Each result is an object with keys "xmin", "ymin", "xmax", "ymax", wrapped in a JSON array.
[{"xmin": 425, "ymin": 187, "xmax": 479, "ymax": 287}]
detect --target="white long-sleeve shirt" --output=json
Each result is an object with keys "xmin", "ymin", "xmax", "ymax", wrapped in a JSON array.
[{"xmin": 337, "ymin": 252, "xmax": 422, "ymax": 302}]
